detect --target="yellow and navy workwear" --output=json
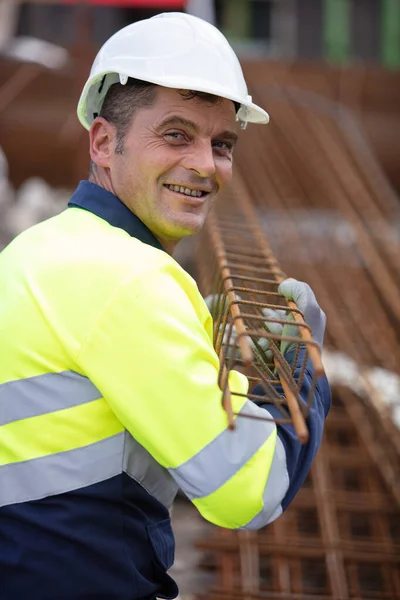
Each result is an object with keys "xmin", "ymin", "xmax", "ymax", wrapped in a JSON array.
[{"xmin": 0, "ymin": 181, "xmax": 331, "ymax": 600}]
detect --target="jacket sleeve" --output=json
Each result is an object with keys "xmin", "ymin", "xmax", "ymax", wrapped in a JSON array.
[
  {"xmin": 77, "ymin": 261, "xmax": 330, "ymax": 529},
  {"xmin": 253, "ymin": 347, "xmax": 331, "ymax": 517}
]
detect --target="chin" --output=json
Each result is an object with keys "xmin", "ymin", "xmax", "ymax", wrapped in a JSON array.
[
  {"xmin": 179, "ymin": 219, "xmax": 206, "ymax": 236},
  {"xmin": 171, "ymin": 213, "xmax": 207, "ymax": 236}
]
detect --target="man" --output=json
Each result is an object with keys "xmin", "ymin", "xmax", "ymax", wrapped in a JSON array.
[{"xmin": 0, "ymin": 12, "xmax": 330, "ymax": 600}]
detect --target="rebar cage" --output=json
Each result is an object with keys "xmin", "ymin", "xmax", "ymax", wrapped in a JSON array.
[{"xmin": 197, "ymin": 188, "xmax": 325, "ymax": 444}]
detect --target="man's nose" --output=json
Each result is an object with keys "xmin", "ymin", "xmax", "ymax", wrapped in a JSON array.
[{"xmin": 182, "ymin": 140, "xmax": 216, "ymax": 178}]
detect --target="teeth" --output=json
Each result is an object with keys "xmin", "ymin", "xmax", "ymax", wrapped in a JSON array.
[{"xmin": 166, "ymin": 184, "xmax": 203, "ymax": 198}]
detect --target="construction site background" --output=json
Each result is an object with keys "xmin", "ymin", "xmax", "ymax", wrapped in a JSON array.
[{"xmin": 0, "ymin": 2, "xmax": 399, "ymax": 599}]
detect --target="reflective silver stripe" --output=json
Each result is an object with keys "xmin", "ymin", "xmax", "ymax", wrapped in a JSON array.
[
  {"xmin": 123, "ymin": 432, "xmax": 178, "ymax": 509},
  {"xmin": 0, "ymin": 433, "xmax": 124, "ymax": 507},
  {"xmin": 0, "ymin": 371, "xmax": 102, "ymax": 426},
  {"xmin": 169, "ymin": 401, "xmax": 276, "ymax": 500},
  {"xmin": 0, "ymin": 430, "xmax": 178, "ymax": 509},
  {"xmin": 242, "ymin": 435, "xmax": 289, "ymax": 530}
]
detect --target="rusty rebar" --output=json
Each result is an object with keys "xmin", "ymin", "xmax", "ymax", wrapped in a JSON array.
[{"xmin": 200, "ymin": 209, "xmax": 324, "ymax": 444}]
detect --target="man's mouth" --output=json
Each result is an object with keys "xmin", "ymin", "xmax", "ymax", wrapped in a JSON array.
[{"xmin": 164, "ymin": 184, "xmax": 209, "ymax": 198}]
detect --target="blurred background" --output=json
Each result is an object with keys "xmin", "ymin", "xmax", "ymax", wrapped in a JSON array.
[{"xmin": 0, "ymin": 1, "xmax": 399, "ymax": 599}]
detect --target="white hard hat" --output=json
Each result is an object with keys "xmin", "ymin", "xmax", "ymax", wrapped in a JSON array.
[{"xmin": 77, "ymin": 12, "xmax": 269, "ymax": 130}]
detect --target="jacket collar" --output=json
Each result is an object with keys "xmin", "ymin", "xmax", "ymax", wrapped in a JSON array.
[{"xmin": 68, "ymin": 180, "xmax": 165, "ymax": 252}]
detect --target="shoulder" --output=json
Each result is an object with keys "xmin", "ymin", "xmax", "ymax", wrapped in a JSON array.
[
  {"xmin": 110, "ymin": 253, "xmax": 209, "ymax": 328},
  {"xmin": 60, "ymin": 209, "xmax": 209, "ymax": 324}
]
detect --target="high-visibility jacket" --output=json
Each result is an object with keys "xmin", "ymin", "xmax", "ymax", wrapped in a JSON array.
[{"xmin": 0, "ymin": 181, "xmax": 331, "ymax": 599}]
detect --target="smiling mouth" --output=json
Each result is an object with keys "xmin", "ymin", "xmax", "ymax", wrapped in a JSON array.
[{"xmin": 164, "ymin": 184, "xmax": 209, "ymax": 198}]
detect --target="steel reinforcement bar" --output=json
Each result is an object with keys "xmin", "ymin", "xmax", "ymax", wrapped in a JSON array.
[{"xmin": 197, "ymin": 193, "xmax": 325, "ymax": 444}]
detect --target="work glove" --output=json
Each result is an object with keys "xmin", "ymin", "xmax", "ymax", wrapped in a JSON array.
[
  {"xmin": 277, "ymin": 278, "xmax": 326, "ymax": 354},
  {"xmin": 205, "ymin": 278, "xmax": 326, "ymax": 360}
]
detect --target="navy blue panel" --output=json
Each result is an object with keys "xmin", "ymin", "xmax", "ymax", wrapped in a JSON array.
[
  {"xmin": 0, "ymin": 474, "xmax": 178, "ymax": 600},
  {"xmin": 253, "ymin": 348, "xmax": 331, "ymax": 511},
  {"xmin": 68, "ymin": 180, "xmax": 165, "ymax": 251}
]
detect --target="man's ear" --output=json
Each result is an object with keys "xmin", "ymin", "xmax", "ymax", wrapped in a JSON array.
[{"xmin": 89, "ymin": 117, "xmax": 116, "ymax": 168}]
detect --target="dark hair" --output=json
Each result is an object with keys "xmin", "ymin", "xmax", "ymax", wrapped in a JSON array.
[{"xmin": 99, "ymin": 78, "xmax": 156, "ymax": 154}]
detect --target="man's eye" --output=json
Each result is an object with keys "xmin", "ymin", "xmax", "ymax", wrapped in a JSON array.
[
  {"xmin": 213, "ymin": 141, "xmax": 233, "ymax": 152},
  {"xmin": 165, "ymin": 131, "xmax": 185, "ymax": 142}
]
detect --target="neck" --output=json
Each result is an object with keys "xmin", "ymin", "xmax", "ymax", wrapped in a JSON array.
[
  {"xmin": 157, "ymin": 237, "xmax": 178, "ymax": 256},
  {"xmin": 88, "ymin": 167, "xmax": 177, "ymax": 256},
  {"xmin": 89, "ymin": 166, "xmax": 115, "ymax": 195}
]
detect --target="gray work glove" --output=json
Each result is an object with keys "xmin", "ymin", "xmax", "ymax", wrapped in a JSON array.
[
  {"xmin": 205, "ymin": 279, "xmax": 326, "ymax": 359},
  {"xmin": 276, "ymin": 278, "xmax": 326, "ymax": 354}
]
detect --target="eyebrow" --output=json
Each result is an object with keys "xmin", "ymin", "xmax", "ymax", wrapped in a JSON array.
[{"xmin": 156, "ymin": 115, "xmax": 239, "ymax": 145}]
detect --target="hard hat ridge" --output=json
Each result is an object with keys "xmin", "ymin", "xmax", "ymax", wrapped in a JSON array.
[{"xmin": 77, "ymin": 12, "xmax": 269, "ymax": 130}]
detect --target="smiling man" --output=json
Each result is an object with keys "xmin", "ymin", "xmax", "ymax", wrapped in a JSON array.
[
  {"xmin": 0, "ymin": 12, "xmax": 330, "ymax": 600},
  {"xmin": 89, "ymin": 84, "xmax": 237, "ymax": 253}
]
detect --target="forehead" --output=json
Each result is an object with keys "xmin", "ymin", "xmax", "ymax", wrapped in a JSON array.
[{"xmin": 135, "ymin": 85, "xmax": 238, "ymax": 133}]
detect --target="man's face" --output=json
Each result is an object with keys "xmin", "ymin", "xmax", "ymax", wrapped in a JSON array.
[{"xmin": 108, "ymin": 86, "xmax": 238, "ymax": 250}]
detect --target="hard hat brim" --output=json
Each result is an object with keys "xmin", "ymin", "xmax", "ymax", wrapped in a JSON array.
[{"xmin": 77, "ymin": 73, "xmax": 269, "ymax": 131}]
